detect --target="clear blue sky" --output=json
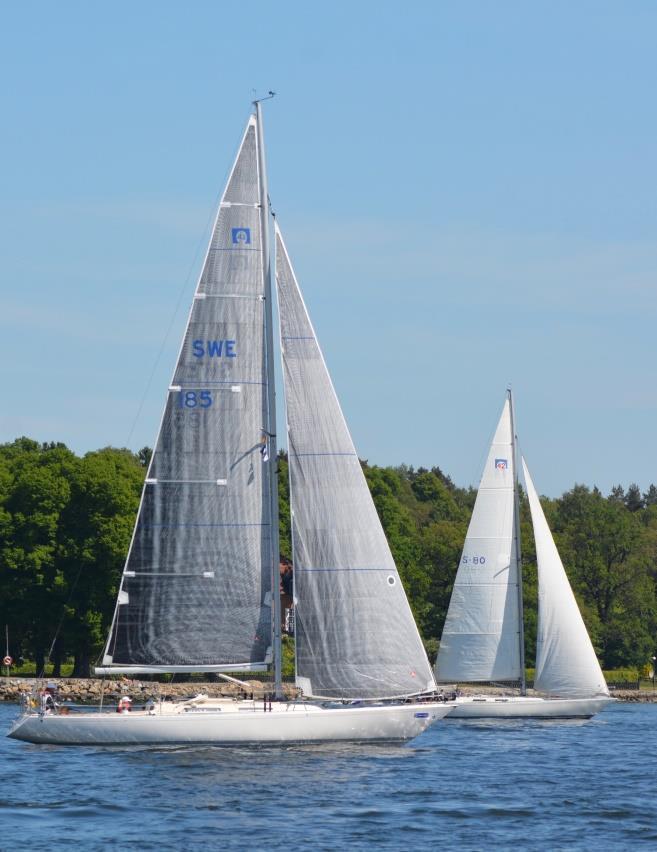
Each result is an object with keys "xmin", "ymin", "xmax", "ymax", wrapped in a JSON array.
[{"xmin": 1, "ymin": 1, "xmax": 656, "ymax": 496}]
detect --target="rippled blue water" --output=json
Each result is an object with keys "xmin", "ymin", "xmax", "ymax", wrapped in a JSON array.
[{"xmin": 2, "ymin": 701, "xmax": 655, "ymax": 850}]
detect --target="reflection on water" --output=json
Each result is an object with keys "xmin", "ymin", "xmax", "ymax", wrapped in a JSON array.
[
  {"xmin": 449, "ymin": 716, "xmax": 594, "ymax": 731},
  {"xmin": 1, "ymin": 702, "xmax": 655, "ymax": 851}
]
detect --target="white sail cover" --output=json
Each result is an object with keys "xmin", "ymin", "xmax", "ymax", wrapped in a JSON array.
[
  {"xmin": 101, "ymin": 117, "xmax": 274, "ymax": 671},
  {"xmin": 275, "ymin": 226, "xmax": 434, "ymax": 699},
  {"xmin": 522, "ymin": 459, "xmax": 609, "ymax": 698},
  {"xmin": 435, "ymin": 399, "xmax": 522, "ymax": 682}
]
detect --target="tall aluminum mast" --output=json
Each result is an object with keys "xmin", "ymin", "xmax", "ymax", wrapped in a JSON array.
[
  {"xmin": 254, "ymin": 95, "xmax": 283, "ymax": 699},
  {"xmin": 508, "ymin": 387, "xmax": 526, "ymax": 695}
]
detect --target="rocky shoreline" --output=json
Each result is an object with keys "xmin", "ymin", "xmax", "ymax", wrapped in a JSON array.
[
  {"xmin": 0, "ymin": 677, "xmax": 655, "ymax": 704},
  {"xmin": 0, "ymin": 677, "xmax": 299, "ymax": 705}
]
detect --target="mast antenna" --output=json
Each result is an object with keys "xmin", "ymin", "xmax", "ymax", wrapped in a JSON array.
[{"xmin": 253, "ymin": 90, "xmax": 276, "ymax": 105}]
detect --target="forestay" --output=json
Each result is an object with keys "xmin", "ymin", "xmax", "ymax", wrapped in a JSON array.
[
  {"xmin": 435, "ymin": 400, "xmax": 522, "ymax": 683},
  {"xmin": 522, "ymin": 459, "xmax": 609, "ymax": 698},
  {"xmin": 275, "ymin": 225, "xmax": 434, "ymax": 699},
  {"xmin": 100, "ymin": 117, "xmax": 273, "ymax": 672}
]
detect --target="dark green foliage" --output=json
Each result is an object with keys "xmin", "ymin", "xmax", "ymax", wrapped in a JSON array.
[
  {"xmin": 137, "ymin": 447, "xmax": 152, "ymax": 468},
  {"xmin": 625, "ymin": 483, "xmax": 644, "ymax": 512},
  {"xmin": 643, "ymin": 484, "xmax": 657, "ymax": 507},
  {"xmin": 0, "ymin": 440, "xmax": 143, "ymax": 675},
  {"xmin": 547, "ymin": 483, "xmax": 657, "ymax": 668},
  {"xmin": 609, "ymin": 484, "xmax": 625, "ymax": 504},
  {"xmin": 1, "ymin": 437, "xmax": 656, "ymax": 673},
  {"xmin": 57, "ymin": 448, "xmax": 143, "ymax": 675},
  {"xmin": 276, "ymin": 451, "xmax": 292, "ymax": 561},
  {"xmin": 281, "ymin": 634, "xmax": 295, "ymax": 678}
]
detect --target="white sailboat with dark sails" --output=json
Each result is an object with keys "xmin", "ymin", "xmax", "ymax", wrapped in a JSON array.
[
  {"xmin": 9, "ymin": 100, "xmax": 449, "ymax": 745},
  {"xmin": 436, "ymin": 390, "xmax": 614, "ymax": 719}
]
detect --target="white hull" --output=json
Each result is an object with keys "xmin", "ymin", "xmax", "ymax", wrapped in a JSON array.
[
  {"xmin": 8, "ymin": 699, "xmax": 450, "ymax": 746},
  {"xmin": 445, "ymin": 695, "xmax": 615, "ymax": 719}
]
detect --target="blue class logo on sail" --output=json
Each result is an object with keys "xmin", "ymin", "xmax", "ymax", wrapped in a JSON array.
[
  {"xmin": 231, "ymin": 227, "xmax": 251, "ymax": 245},
  {"xmin": 495, "ymin": 458, "xmax": 508, "ymax": 470}
]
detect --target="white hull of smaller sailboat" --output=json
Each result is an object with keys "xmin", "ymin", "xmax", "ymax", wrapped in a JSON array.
[
  {"xmin": 445, "ymin": 695, "xmax": 615, "ymax": 720},
  {"xmin": 8, "ymin": 701, "xmax": 450, "ymax": 746}
]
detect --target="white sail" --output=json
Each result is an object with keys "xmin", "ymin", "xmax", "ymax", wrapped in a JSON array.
[
  {"xmin": 275, "ymin": 225, "xmax": 435, "ymax": 700},
  {"xmin": 435, "ymin": 399, "xmax": 522, "ymax": 682},
  {"xmin": 99, "ymin": 116, "xmax": 274, "ymax": 673},
  {"xmin": 522, "ymin": 458, "xmax": 609, "ymax": 698}
]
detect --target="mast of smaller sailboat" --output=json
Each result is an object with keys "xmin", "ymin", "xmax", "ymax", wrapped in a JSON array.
[
  {"xmin": 508, "ymin": 387, "xmax": 526, "ymax": 695},
  {"xmin": 254, "ymin": 96, "xmax": 283, "ymax": 699}
]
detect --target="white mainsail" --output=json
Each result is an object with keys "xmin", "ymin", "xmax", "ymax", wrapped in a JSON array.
[
  {"xmin": 275, "ymin": 224, "xmax": 435, "ymax": 699},
  {"xmin": 435, "ymin": 399, "xmax": 522, "ymax": 683},
  {"xmin": 522, "ymin": 458, "xmax": 609, "ymax": 698},
  {"xmin": 99, "ymin": 116, "xmax": 274, "ymax": 673}
]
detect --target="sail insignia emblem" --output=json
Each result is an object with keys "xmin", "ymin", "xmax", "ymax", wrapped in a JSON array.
[
  {"xmin": 495, "ymin": 458, "xmax": 508, "ymax": 470},
  {"xmin": 232, "ymin": 227, "xmax": 251, "ymax": 245}
]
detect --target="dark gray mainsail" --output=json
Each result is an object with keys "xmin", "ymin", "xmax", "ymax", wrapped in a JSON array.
[
  {"xmin": 100, "ymin": 116, "xmax": 274, "ymax": 672},
  {"xmin": 275, "ymin": 225, "xmax": 435, "ymax": 699}
]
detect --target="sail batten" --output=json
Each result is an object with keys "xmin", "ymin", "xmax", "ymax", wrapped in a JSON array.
[
  {"xmin": 102, "ymin": 116, "xmax": 273, "ymax": 671},
  {"xmin": 435, "ymin": 399, "xmax": 522, "ymax": 683},
  {"xmin": 276, "ymin": 225, "xmax": 435, "ymax": 700},
  {"xmin": 522, "ymin": 458, "xmax": 609, "ymax": 698}
]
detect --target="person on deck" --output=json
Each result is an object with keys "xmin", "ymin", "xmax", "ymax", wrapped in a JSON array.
[{"xmin": 40, "ymin": 684, "xmax": 58, "ymax": 715}]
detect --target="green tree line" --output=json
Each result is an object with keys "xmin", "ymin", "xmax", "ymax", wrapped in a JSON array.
[{"xmin": 0, "ymin": 438, "xmax": 656, "ymax": 675}]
